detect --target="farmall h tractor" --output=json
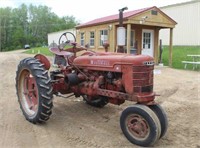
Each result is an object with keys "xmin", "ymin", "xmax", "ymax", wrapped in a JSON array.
[{"xmin": 16, "ymin": 8, "xmax": 168, "ymax": 147}]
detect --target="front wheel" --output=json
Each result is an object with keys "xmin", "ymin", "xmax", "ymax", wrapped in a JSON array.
[
  {"xmin": 16, "ymin": 57, "xmax": 53, "ymax": 123},
  {"xmin": 120, "ymin": 104, "xmax": 161, "ymax": 147}
]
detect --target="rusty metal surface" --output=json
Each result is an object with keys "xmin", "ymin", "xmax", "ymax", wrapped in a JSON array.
[{"xmin": 34, "ymin": 54, "xmax": 51, "ymax": 70}]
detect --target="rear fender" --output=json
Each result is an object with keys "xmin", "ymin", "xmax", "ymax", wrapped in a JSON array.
[{"xmin": 34, "ymin": 54, "xmax": 51, "ymax": 70}]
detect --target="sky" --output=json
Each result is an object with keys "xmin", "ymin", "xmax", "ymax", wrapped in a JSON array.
[{"xmin": 1, "ymin": 0, "xmax": 192, "ymax": 23}]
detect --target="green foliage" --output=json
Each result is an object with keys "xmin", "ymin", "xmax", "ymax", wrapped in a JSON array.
[
  {"xmin": 0, "ymin": 4, "xmax": 79, "ymax": 52},
  {"xmin": 162, "ymin": 46, "xmax": 200, "ymax": 70},
  {"xmin": 24, "ymin": 47, "xmax": 53, "ymax": 56}
]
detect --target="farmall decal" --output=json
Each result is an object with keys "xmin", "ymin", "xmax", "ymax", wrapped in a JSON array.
[{"xmin": 90, "ymin": 60, "xmax": 110, "ymax": 66}]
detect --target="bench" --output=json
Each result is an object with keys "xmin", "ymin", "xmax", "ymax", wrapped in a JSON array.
[{"xmin": 182, "ymin": 61, "xmax": 200, "ymax": 70}]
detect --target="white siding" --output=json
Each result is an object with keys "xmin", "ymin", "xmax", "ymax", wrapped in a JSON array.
[
  {"xmin": 160, "ymin": 1, "xmax": 200, "ymax": 45},
  {"xmin": 48, "ymin": 29, "xmax": 76, "ymax": 46}
]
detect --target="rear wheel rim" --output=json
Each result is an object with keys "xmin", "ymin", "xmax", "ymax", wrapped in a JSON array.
[
  {"xmin": 19, "ymin": 69, "xmax": 39, "ymax": 116},
  {"xmin": 125, "ymin": 114, "xmax": 150, "ymax": 141}
]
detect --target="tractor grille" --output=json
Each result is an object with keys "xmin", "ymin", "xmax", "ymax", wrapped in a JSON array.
[{"xmin": 132, "ymin": 66, "xmax": 154, "ymax": 93}]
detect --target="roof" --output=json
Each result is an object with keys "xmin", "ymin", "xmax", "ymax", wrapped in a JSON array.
[{"xmin": 76, "ymin": 6, "xmax": 155, "ymax": 28}]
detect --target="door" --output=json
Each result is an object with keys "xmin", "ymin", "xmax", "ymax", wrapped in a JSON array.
[{"xmin": 142, "ymin": 30, "xmax": 154, "ymax": 57}]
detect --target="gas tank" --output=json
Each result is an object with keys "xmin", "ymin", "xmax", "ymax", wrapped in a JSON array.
[{"xmin": 73, "ymin": 52, "xmax": 154, "ymax": 72}]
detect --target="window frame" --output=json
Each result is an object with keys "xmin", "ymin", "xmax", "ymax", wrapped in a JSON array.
[
  {"xmin": 125, "ymin": 29, "xmax": 135, "ymax": 47},
  {"xmin": 143, "ymin": 32, "xmax": 151, "ymax": 49},
  {"xmin": 89, "ymin": 31, "xmax": 95, "ymax": 47},
  {"xmin": 80, "ymin": 32, "xmax": 85, "ymax": 46},
  {"xmin": 130, "ymin": 30, "xmax": 135, "ymax": 47},
  {"xmin": 99, "ymin": 29, "xmax": 108, "ymax": 47}
]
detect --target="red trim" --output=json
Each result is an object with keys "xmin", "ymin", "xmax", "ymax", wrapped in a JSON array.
[{"xmin": 76, "ymin": 7, "xmax": 154, "ymax": 28}]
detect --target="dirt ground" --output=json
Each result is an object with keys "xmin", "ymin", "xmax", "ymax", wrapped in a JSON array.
[{"xmin": 0, "ymin": 50, "xmax": 199, "ymax": 148}]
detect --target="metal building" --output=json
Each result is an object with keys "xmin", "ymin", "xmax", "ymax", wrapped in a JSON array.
[
  {"xmin": 47, "ymin": 28, "xmax": 76, "ymax": 46},
  {"xmin": 159, "ymin": 0, "xmax": 200, "ymax": 45}
]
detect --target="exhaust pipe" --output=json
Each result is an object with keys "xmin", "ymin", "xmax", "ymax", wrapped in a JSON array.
[{"xmin": 117, "ymin": 7, "xmax": 128, "ymax": 53}]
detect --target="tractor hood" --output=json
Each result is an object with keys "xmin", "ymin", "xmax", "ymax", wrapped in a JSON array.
[{"xmin": 73, "ymin": 53, "xmax": 154, "ymax": 72}]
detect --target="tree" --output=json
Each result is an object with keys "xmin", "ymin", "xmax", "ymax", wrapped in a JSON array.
[
  {"xmin": 0, "ymin": 7, "xmax": 13, "ymax": 51},
  {"xmin": 0, "ymin": 4, "xmax": 79, "ymax": 51}
]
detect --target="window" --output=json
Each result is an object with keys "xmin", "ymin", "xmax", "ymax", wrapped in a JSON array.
[
  {"xmin": 100, "ymin": 30, "xmax": 108, "ymax": 46},
  {"xmin": 151, "ymin": 10, "xmax": 158, "ymax": 15},
  {"xmin": 90, "ymin": 31, "xmax": 95, "ymax": 47},
  {"xmin": 125, "ymin": 30, "xmax": 135, "ymax": 47},
  {"xmin": 130, "ymin": 30, "xmax": 135, "ymax": 47},
  {"xmin": 143, "ymin": 32, "xmax": 151, "ymax": 49},
  {"xmin": 80, "ymin": 33, "xmax": 85, "ymax": 46}
]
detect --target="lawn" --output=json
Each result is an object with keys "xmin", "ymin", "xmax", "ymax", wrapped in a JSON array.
[
  {"xmin": 24, "ymin": 47, "xmax": 53, "ymax": 56},
  {"xmin": 162, "ymin": 46, "xmax": 200, "ymax": 70}
]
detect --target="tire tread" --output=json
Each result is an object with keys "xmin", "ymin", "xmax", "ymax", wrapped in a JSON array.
[{"xmin": 16, "ymin": 57, "xmax": 53, "ymax": 124}]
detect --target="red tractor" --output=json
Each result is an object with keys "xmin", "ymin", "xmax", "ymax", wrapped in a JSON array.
[
  {"xmin": 16, "ymin": 6, "xmax": 169, "ymax": 146},
  {"xmin": 16, "ymin": 31, "xmax": 168, "ymax": 147}
]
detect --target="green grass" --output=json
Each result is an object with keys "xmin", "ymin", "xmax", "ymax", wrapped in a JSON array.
[
  {"xmin": 23, "ymin": 47, "xmax": 53, "ymax": 56},
  {"xmin": 162, "ymin": 46, "xmax": 200, "ymax": 70}
]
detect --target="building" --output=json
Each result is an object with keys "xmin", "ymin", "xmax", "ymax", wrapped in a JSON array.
[
  {"xmin": 76, "ymin": 6, "xmax": 177, "ymax": 65},
  {"xmin": 160, "ymin": 0, "xmax": 200, "ymax": 45},
  {"xmin": 47, "ymin": 28, "xmax": 76, "ymax": 46}
]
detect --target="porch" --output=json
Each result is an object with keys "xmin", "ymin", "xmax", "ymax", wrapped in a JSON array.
[{"xmin": 76, "ymin": 6, "xmax": 177, "ymax": 65}]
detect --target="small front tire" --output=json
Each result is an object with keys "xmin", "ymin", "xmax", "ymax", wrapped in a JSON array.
[
  {"xmin": 149, "ymin": 104, "xmax": 168, "ymax": 138},
  {"xmin": 120, "ymin": 104, "xmax": 161, "ymax": 147}
]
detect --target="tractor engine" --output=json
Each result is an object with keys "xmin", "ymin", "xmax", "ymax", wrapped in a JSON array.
[{"xmin": 50, "ymin": 53, "xmax": 155, "ymax": 105}]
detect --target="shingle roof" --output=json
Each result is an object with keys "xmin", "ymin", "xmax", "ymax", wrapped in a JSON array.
[{"xmin": 76, "ymin": 6, "xmax": 155, "ymax": 28}]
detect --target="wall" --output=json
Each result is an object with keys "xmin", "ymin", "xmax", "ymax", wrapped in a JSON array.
[
  {"xmin": 47, "ymin": 29, "xmax": 76, "ymax": 46},
  {"xmin": 77, "ymin": 24, "xmax": 160, "ymax": 63},
  {"xmin": 159, "ymin": 1, "xmax": 200, "ymax": 45},
  {"xmin": 76, "ymin": 24, "xmax": 115, "ymax": 52}
]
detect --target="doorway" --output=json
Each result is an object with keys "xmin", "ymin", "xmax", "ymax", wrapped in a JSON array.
[{"xmin": 142, "ymin": 29, "xmax": 154, "ymax": 57}]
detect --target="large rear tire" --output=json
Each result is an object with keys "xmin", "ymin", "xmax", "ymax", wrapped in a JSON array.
[
  {"xmin": 16, "ymin": 57, "xmax": 53, "ymax": 123},
  {"xmin": 120, "ymin": 104, "xmax": 161, "ymax": 147}
]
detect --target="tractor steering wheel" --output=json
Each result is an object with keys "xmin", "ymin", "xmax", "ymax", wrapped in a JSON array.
[{"xmin": 58, "ymin": 32, "xmax": 76, "ymax": 49}]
